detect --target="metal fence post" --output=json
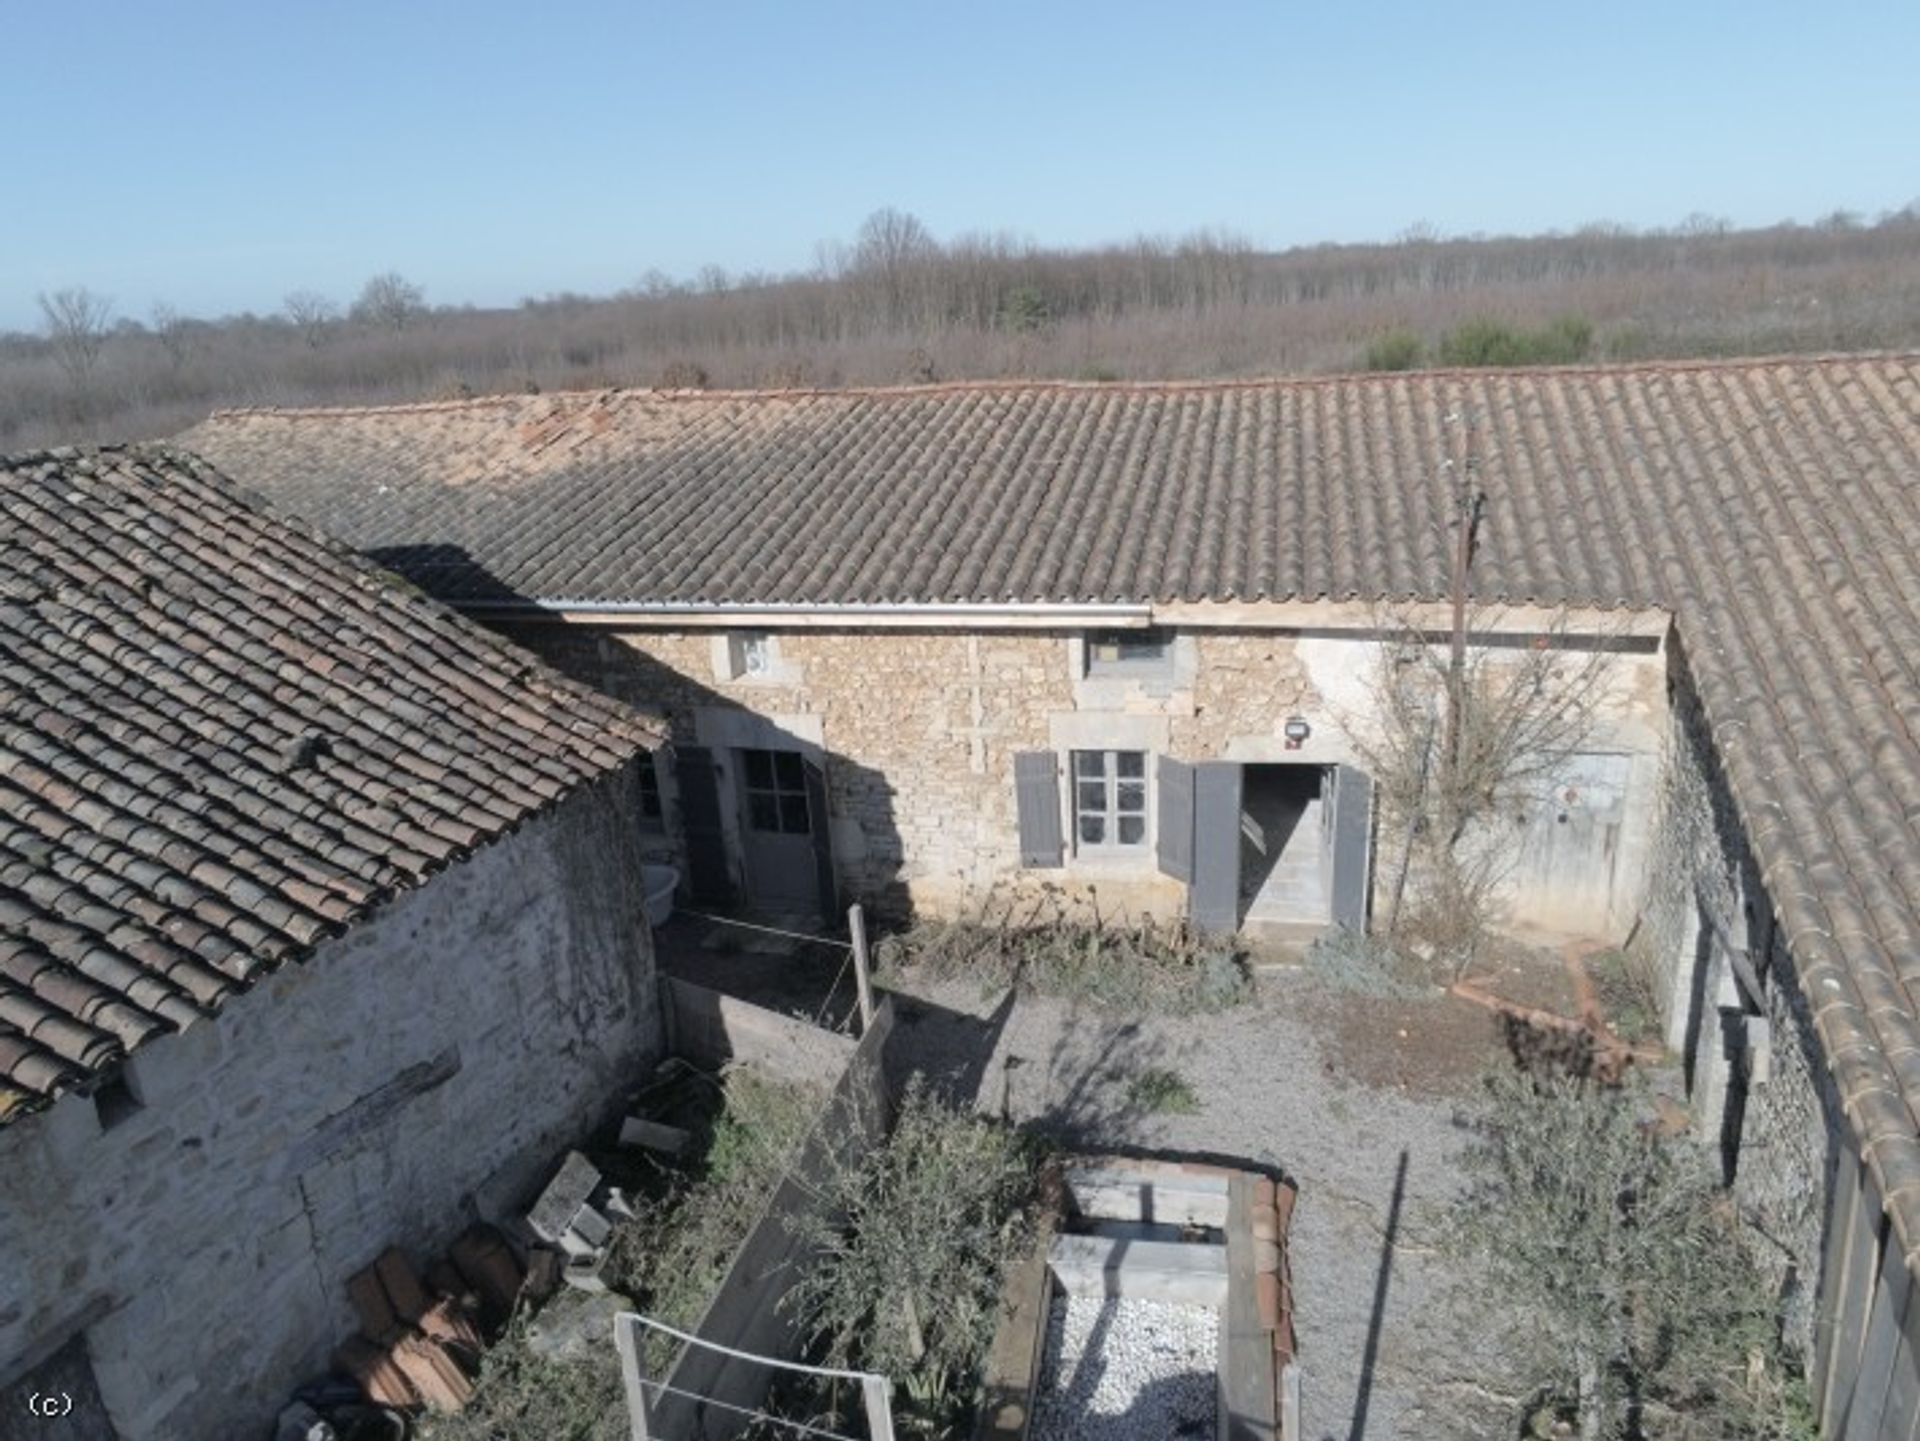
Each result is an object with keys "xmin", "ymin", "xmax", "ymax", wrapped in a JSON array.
[
  {"xmin": 615, "ymin": 1313, "xmax": 653, "ymax": 1441},
  {"xmin": 861, "ymin": 1373, "xmax": 896, "ymax": 1441},
  {"xmin": 849, "ymin": 903, "xmax": 876, "ymax": 1032}
]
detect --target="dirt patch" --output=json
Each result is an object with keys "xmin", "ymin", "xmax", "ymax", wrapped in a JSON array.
[
  {"xmin": 1457, "ymin": 935, "xmax": 1582, "ymax": 1015},
  {"xmin": 1297, "ymin": 986, "xmax": 1508, "ymax": 1097}
]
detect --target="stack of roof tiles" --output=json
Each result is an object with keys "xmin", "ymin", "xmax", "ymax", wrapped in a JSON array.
[
  {"xmin": 0, "ymin": 446, "xmax": 656, "ymax": 1121},
  {"xmin": 186, "ymin": 356, "xmax": 1920, "ymax": 1254}
]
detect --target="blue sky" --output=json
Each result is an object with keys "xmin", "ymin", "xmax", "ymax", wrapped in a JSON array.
[{"xmin": 3, "ymin": 0, "xmax": 1916, "ymax": 330}]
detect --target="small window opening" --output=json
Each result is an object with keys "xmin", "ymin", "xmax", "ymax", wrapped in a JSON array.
[
  {"xmin": 93, "ymin": 1072, "xmax": 141, "ymax": 1131},
  {"xmin": 636, "ymin": 754, "xmax": 665, "ymax": 833},
  {"xmin": 1085, "ymin": 628, "xmax": 1174, "ymax": 676},
  {"xmin": 728, "ymin": 632, "xmax": 773, "ymax": 679}
]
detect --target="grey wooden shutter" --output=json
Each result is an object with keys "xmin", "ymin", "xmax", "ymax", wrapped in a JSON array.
[
  {"xmin": 1189, "ymin": 762, "xmax": 1243, "ymax": 935},
  {"xmin": 1013, "ymin": 751, "xmax": 1064, "ymax": 867},
  {"xmin": 804, "ymin": 756, "xmax": 837, "ymax": 919},
  {"xmin": 1329, "ymin": 764, "xmax": 1375, "ymax": 932},
  {"xmin": 1157, "ymin": 756, "xmax": 1194, "ymax": 882},
  {"xmin": 676, "ymin": 746, "xmax": 734, "ymax": 904}
]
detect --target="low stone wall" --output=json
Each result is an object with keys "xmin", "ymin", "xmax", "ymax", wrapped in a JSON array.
[
  {"xmin": 661, "ymin": 975, "xmax": 857, "ymax": 1088},
  {"xmin": 0, "ymin": 768, "xmax": 662, "ymax": 1440}
]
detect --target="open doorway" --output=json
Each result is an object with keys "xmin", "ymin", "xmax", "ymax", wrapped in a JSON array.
[{"xmin": 1239, "ymin": 764, "xmax": 1331, "ymax": 928}]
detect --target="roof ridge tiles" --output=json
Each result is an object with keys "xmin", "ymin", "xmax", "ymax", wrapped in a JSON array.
[{"xmin": 189, "ymin": 348, "xmax": 1920, "ymax": 423}]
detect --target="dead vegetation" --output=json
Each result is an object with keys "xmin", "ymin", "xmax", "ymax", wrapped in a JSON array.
[
  {"xmin": 875, "ymin": 886, "xmax": 1253, "ymax": 1015},
  {"xmin": 8, "ymin": 206, "xmax": 1920, "ymax": 451}
]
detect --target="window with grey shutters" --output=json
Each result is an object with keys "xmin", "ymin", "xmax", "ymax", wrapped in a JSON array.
[
  {"xmin": 1013, "ymin": 751, "xmax": 1064, "ymax": 867},
  {"xmin": 1072, "ymin": 750, "xmax": 1148, "ymax": 850}
]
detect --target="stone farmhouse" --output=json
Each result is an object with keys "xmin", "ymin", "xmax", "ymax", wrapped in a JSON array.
[
  {"xmin": 0, "ymin": 448, "xmax": 662, "ymax": 1438},
  {"xmin": 190, "ymin": 353, "xmax": 1920, "ymax": 1430}
]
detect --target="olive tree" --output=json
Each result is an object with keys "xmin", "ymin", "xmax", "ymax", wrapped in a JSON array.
[{"xmin": 1448, "ymin": 1070, "xmax": 1811, "ymax": 1439}]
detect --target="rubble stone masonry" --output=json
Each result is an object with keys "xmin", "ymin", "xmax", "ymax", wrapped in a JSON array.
[
  {"xmin": 0, "ymin": 769, "xmax": 661, "ymax": 1439},
  {"xmin": 1630, "ymin": 646, "xmax": 1841, "ymax": 1354},
  {"xmin": 513, "ymin": 622, "xmax": 1665, "ymax": 934}
]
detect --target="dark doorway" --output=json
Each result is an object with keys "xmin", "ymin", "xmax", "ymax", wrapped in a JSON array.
[{"xmin": 1239, "ymin": 764, "xmax": 1330, "ymax": 927}]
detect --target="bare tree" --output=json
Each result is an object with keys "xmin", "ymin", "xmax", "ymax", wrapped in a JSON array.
[
  {"xmin": 851, "ymin": 208, "xmax": 939, "ymax": 326},
  {"xmin": 284, "ymin": 291, "xmax": 338, "ymax": 348},
  {"xmin": 151, "ymin": 303, "xmax": 193, "ymax": 369},
  {"xmin": 350, "ymin": 272, "xmax": 424, "ymax": 332},
  {"xmin": 1348, "ymin": 416, "xmax": 1616, "ymax": 969},
  {"xmin": 38, "ymin": 287, "xmax": 114, "ymax": 400}
]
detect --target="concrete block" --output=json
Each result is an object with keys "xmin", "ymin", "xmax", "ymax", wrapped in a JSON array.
[
  {"xmin": 1046, "ymin": 1232, "xmax": 1228, "ymax": 1307},
  {"xmin": 527, "ymin": 1151, "xmax": 600, "ymax": 1244},
  {"xmin": 562, "ymin": 1253, "xmax": 610, "ymax": 1294},
  {"xmin": 619, "ymin": 1116, "xmax": 689, "ymax": 1155},
  {"xmin": 567, "ymin": 1204, "xmax": 613, "ymax": 1252}
]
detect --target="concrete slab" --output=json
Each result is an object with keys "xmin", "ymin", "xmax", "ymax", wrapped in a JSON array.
[{"xmin": 1064, "ymin": 1162, "xmax": 1231, "ymax": 1229}]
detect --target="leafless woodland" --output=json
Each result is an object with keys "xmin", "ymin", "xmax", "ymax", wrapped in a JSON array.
[{"xmin": 7, "ymin": 206, "xmax": 1920, "ymax": 451}]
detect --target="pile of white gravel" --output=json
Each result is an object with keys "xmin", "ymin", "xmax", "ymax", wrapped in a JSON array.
[{"xmin": 1030, "ymin": 1293, "xmax": 1218, "ymax": 1441}]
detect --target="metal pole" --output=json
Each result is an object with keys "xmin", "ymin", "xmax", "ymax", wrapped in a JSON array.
[
  {"xmin": 861, "ymin": 1373, "xmax": 896, "ymax": 1441},
  {"xmin": 614, "ymin": 1313, "xmax": 653, "ymax": 1441},
  {"xmin": 849, "ymin": 903, "xmax": 876, "ymax": 1032}
]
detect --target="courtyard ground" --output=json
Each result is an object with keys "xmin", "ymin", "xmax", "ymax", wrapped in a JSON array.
[
  {"xmin": 884, "ymin": 971, "xmax": 1528, "ymax": 1441},
  {"xmin": 658, "ymin": 915, "xmax": 1563, "ymax": 1439}
]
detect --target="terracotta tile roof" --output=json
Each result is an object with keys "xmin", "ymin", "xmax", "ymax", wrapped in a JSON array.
[
  {"xmin": 0, "ymin": 446, "xmax": 658, "ymax": 1122},
  {"xmin": 185, "ymin": 357, "xmax": 1920, "ymax": 1252}
]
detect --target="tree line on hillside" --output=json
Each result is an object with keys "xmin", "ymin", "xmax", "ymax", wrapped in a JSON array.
[{"xmin": 7, "ymin": 203, "xmax": 1920, "ymax": 452}]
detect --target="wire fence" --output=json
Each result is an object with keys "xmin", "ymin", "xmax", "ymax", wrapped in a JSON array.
[
  {"xmin": 677, "ymin": 906, "xmax": 879, "ymax": 1037},
  {"xmin": 615, "ymin": 1311, "xmax": 895, "ymax": 1441}
]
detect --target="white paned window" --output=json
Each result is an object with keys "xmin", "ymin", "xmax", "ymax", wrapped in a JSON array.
[
  {"xmin": 1072, "ymin": 749, "xmax": 1149, "ymax": 849},
  {"xmin": 728, "ymin": 631, "xmax": 773, "ymax": 679}
]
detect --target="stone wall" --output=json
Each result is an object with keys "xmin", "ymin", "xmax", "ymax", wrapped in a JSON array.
[
  {"xmin": 1629, "ymin": 646, "xmax": 1843, "ymax": 1354},
  {"xmin": 509, "ymin": 622, "xmax": 1666, "ymax": 935},
  {"xmin": 0, "ymin": 766, "xmax": 662, "ymax": 1441}
]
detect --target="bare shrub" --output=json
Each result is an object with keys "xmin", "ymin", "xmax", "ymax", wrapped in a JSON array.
[
  {"xmin": 1346, "ymin": 428, "xmax": 1617, "ymax": 974},
  {"xmin": 656, "ymin": 359, "xmax": 709, "ymax": 389}
]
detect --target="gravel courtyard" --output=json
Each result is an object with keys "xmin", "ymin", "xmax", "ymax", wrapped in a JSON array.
[{"xmin": 881, "ymin": 969, "xmax": 1531, "ymax": 1441}]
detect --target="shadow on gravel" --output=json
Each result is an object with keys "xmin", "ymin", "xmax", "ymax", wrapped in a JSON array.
[{"xmin": 1341, "ymin": 1148, "xmax": 1409, "ymax": 1441}]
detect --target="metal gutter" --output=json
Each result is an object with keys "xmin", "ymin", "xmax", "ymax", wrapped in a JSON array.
[{"xmin": 453, "ymin": 598, "xmax": 1157, "ymax": 628}]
